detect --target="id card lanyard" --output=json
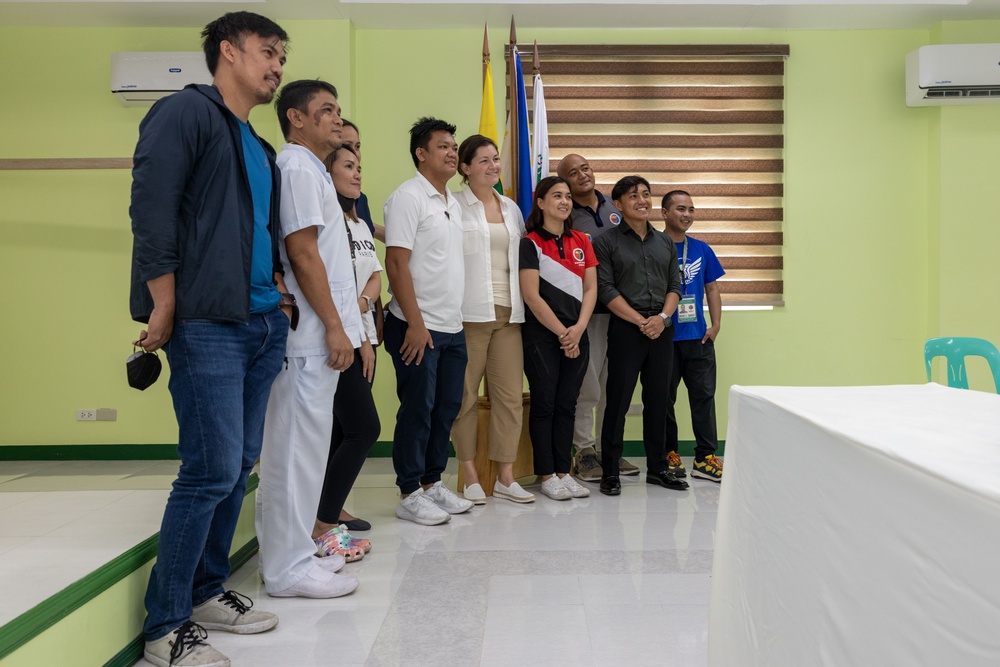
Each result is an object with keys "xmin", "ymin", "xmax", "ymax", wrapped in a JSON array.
[{"xmin": 676, "ymin": 237, "xmax": 698, "ymax": 323}]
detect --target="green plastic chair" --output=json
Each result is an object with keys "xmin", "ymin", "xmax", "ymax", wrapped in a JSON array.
[{"xmin": 924, "ymin": 337, "xmax": 1000, "ymax": 392}]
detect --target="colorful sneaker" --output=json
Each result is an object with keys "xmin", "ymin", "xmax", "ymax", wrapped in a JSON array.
[
  {"xmin": 424, "ymin": 481, "xmax": 474, "ymax": 514},
  {"xmin": 144, "ymin": 621, "xmax": 229, "ymax": 667},
  {"xmin": 540, "ymin": 476, "xmax": 572, "ymax": 500},
  {"xmin": 313, "ymin": 526, "xmax": 364, "ymax": 562},
  {"xmin": 395, "ymin": 488, "xmax": 450, "ymax": 525},
  {"xmin": 190, "ymin": 591, "xmax": 277, "ymax": 634},
  {"xmin": 560, "ymin": 474, "xmax": 591, "ymax": 498},
  {"xmin": 619, "ymin": 457, "xmax": 640, "ymax": 476},
  {"xmin": 666, "ymin": 451, "xmax": 687, "ymax": 478},
  {"xmin": 573, "ymin": 448, "xmax": 603, "ymax": 482},
  {"xmin": 692, "ymin": 455, "xmax": 723, "ymax": 482}
]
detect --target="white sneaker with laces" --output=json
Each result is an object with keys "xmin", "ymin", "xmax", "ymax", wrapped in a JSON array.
[
  {"xmin": 190, "ymin": 590, "xmax": 277, "ymax": 634},
  {"xmin": 560, "ymin": 474, "xmax": 591, "ymax": 498},
  {"xmin": 395, "ymin": 487, "xmax": 451, "ymax": 525},
  {"xmin": 144, "ymin": 621, "xmax": 230, "ymax": 667},
  {"xmin": 424, "ymin": 481, "xmax": 474, "ymax": 514},
  {"xmin": 463, "ymin": 482, "xmax": 487, "ymax": 505},
  {"xmin": 493, "ymin": 480, "xmax": 536, "ymax": 503},
  {"xmin": 269, "ymin": 564, "xmax": 358, "ymax": 599},
  {"xmin": 540, "ymin": 476, "xmax": 572, "ymax": 500}
]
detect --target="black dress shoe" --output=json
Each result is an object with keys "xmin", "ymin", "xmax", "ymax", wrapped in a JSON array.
[
  {"xmin": 599, "ymin": 475, "xmax": 621, "ymax": 496},
  {"xmin": 340, "ymin": 518, "xmax": 371, "ymax": 532},
  {"xmin": 646, "ymin": 469, "xmax": 689, "ymax": 491}
]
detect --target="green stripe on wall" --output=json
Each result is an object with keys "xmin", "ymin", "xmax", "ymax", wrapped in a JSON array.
[
  {"xmin": 0, "ymin": 474, "xmax": 260, "ymax": 663},
  {"xmin": 0, "ymin": 441, "xmax": 722, "ymax": 461}
]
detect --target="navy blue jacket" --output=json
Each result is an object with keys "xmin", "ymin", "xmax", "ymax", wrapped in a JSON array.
[{"xmin": 129, "ymin": 84, "xmax": 282, "ymax": 324}]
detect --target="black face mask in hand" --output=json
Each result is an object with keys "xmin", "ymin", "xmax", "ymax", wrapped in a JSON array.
[{"xmin": 126, "ymin": 346, "xmax": 162, "ymax": 391}]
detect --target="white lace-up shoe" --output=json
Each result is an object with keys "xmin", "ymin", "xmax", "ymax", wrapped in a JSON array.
[
  {"xmin": 190, "ymin": 591, "xmax": 277, "ymax": 634},
  {"xmin": 493, "ymin": 480, "xmax": 536, "ymax": 503},
  {"xmin": 560, "ymin": 475, "xmax": 591, "ymax": 498},
  {"xmin": 269, "ymin": 564, "xmax": 358, "ymax": 599},
  {"xmin": 540, "ymin": 476, "xmax": 572, "ymax": 500},
  {"xmin": 395, "ymin": 487, "xmax": 451, "ymax": 525},
  {"xmin": 144, "ymin": 621, "xmax": 230, "ymax": 667},
  {"xmin": 424, "ymin": 481, "xmax": 474, "ymax": 514}
]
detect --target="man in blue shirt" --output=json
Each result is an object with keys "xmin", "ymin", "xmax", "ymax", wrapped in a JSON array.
[
  {"xmin": 661, "ymin": 190, "xmax": 725, "ymax": 483},
  {"xmin": 130, "ymin": 12, "xmax": 291, "ymax": 667}
]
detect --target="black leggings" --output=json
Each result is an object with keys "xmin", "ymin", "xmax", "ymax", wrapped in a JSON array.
[{"xmin": 316, "ymin": 349, "xmax": 380, "ymax": 524}]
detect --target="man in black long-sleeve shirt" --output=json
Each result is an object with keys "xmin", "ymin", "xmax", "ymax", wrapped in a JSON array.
[{"xmin": 592, "ymin": 175, "xmax": 690, "ymax": 496}]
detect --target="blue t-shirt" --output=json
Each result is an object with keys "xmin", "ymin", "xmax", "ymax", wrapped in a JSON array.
[
  {"xmin": 671, "ymin": 236, "xmax": 725, "ymax": 341},
  {"xmin": 239, "ymin": 120, "xmax": 281, "ymax": 314}
]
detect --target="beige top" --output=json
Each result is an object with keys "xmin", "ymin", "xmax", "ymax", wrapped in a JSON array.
[{"xmin": 488, "ymin": 222, "xmax": 511, "ymax": 307}]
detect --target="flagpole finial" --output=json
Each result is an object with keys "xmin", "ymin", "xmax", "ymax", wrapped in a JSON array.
[
  {"xmin": 509, "ymin": 16, "xmax": 517, "ymax": 46},
  {"xmin": 532, "ymin": 41, "xmax": 540, "ymax": 75},
  {"xmin": 483, "ymin": 23, "xmax": 490, "ymax": 62}
]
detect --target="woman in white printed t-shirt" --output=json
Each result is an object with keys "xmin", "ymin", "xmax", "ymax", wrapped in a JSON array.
[
  {"xmin": 311, "ymin": 145, "xmax": 382, "ymax": 561},
  {"xmin": 451, "ymin": 134, "xmax": 535, "ymax": 505}
]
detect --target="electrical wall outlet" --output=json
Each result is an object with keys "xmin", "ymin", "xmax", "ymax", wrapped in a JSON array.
[
  {"xmin": 76, "ymin": 409, "xmax": 96, "ymax": 421},
  {"xmin": 96, "ymin": 408, "xmax": 117, "ymax": 421}
]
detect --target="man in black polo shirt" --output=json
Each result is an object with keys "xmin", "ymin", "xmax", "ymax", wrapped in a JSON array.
[
  {"xmin": 557, "ymin": 154, "xmax": 640, "ymax": 482},
  {"xmin": 592, "ymin": 175, "xmax": 689, "ymax": 496}
]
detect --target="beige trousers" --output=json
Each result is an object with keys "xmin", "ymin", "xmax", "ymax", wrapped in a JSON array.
[{"xmin": 451, "ymin": 306, "xmax": 524, "ymax": 463}]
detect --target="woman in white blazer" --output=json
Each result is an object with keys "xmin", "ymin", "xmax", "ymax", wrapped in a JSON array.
[{"xmin": 451, "ymin": 135, "xmax": 534, "ymax": 504}]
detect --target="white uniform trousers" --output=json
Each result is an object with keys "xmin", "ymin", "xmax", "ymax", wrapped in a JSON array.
[{"xmin": 256, "ymin": 354, "xmax": 340, "ymax": 593}]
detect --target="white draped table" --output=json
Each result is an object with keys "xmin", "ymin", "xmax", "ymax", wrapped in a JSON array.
[{"xmin": 709, "ymin": 384, "xmax": 1000, "ymax": 666}]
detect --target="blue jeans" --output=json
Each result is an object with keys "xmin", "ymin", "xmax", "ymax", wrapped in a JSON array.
[
  {"xmin": 384, "ymin": 313, "xmax": 467, "ymax": 494},
  {"xmin": 143, "ymin": 309, "xmax": 288, "ymax": 641}
]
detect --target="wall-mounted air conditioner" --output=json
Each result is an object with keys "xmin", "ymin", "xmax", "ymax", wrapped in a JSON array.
[
  {"xmin": 906, "ymin": 44, "xmax": 1000, "ymax": 107},
  {"xmin": 111, "ymin": 52, "xmax": 212, "ymax": 107}
]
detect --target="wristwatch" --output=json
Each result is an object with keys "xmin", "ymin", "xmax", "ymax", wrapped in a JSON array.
[
  {"xmin": 658, "ymin": 312, "xmax": 669, "ymax": 323},
  {"xmin": 278, "ymin": 293, "xmax": 300, "ymax": 331},
  {"xmin": 361, "ymin": 295, "xmax": 375, "ymax": 313}
]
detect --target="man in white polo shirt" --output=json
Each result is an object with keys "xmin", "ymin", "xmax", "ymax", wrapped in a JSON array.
[
  {"xmin": 256, "ymin": 79, "xmax": 362, "ymax": 599},
  {"xmin": 384, "ymin": 117, "xmax": 474, "ymax": 525}
]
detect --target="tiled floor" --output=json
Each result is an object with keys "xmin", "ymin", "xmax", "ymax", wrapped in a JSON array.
[{"xmin": 0, "ymin": 458, "xmax": 720, "ymax": 666}]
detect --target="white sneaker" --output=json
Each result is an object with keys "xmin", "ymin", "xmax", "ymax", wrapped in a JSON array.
[
  {"xmin": 395, "ymin": 488, "xmax": 451, "ymax": 525},
  {"xmin": 144, "ymin": 621, "xmax": 230, "ymax": 667},
  {"xmin": 493, "ymin": 480, "xmax": 535, "ymax": 503},
  {"xmin": 463, "ymin": 482, "xmax": 487, "ymax": 505},
  {"xmin": 269, "ymin": 564, "xmax": 358, "ymax": 599},
  {"xmin": 313, "ymin": 552, "xmax": 346, "ymax": 572},
  {"xmin": 424, "ymin": 481, "xmax": 474, "ymax": 514},
  {"xmin": 560, "ymin": 475, "xmax": 591, "ymax": 498},
  {"xmin": 190, "ymin": 591, "xmax": 277, "ymax": 634},
  {"xmin": 540, "ymin": 476, "xmax": 572, "ymax": 500}
]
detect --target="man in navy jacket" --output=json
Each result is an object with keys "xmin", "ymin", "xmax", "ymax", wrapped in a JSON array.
[{"xmin": 130, "ymin": 12, "xmax": 291, "ymax": 667}]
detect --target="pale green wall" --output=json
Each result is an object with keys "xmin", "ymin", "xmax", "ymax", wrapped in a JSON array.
[{"xmin": 1, "ymin": 19, "xmax": 992, "ymax": 448}]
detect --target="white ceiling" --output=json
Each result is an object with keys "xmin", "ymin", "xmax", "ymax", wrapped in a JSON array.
[{"xmin": 2, "ymin": 0, "xmax": 1000, "ymax": 30}]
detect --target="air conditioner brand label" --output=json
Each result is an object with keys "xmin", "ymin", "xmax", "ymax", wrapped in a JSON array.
[{"xmin": 168, "ymin": 68, "xmax": 182, "ymax": 73}]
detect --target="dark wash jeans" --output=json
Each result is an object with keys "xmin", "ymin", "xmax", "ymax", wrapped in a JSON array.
[
  {"xmin": 384, "ymin": 313, "xmax": 467, "ymax": 495},
  {"xmin": 143, "ymin": 309, "xmax": 288, "ymax": 641}
]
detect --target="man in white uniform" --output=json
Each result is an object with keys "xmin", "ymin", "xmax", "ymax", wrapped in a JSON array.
[{"xmin": 256, "ymin": 79, "xmax": 363, "ymax": 598}]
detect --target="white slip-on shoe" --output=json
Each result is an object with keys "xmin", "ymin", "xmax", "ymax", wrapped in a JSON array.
[
  {"xmin": 269, "ymin": 565, "xmax": 359, "ymax": 599},
  {"xmin": 493, "ymin": 480, "xmax": 536, "ymax": 503},
  {"xmin": 190, "ymin": 591, "xmax": 277, "ymax": 634},
  {"xmin": 313, "ymin": 552, "xmax": 347, "ymax": 572},
  {"xmin": 424, "ymin": 481, "xmax": 474, "ymax": 514},
  {"xmin": 559, "ymin": 474, "xmax": 591, "ymax": 498},
  {"xmin": 144, "ymin": 621, "xmax": 230, "ymax": 667},
  {"xmin": 395, "ymin": 488, "xmax": 451, "ymax": 525},
  {"xmin": 463, "ymin": 482, "xmax": 487, "ymax": 505},
  {"xmin": 540, "ymin": 476, "xmax": 572, "ymax": 500}
]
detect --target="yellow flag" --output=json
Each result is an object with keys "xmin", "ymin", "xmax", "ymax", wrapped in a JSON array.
[{"xmin": 479, "ymin": 60, "xmax": 499, "ymax": 146}]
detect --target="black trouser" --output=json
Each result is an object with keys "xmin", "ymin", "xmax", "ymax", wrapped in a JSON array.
[
  {"xmin": 600, "ymin": 314, "xmax": 674, "ymax": 477},
  {"xmin": 316, "ymin": 348, "xmax": 380, "ymax": 524},
  {"xmin": 666, "ymin": 338, "xmax": 719, "ymax": 461},
  {"xmin": 523, "ymin": 324, "xmax": 589, "ymax": 476}
]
